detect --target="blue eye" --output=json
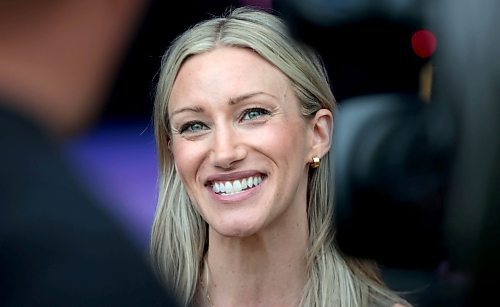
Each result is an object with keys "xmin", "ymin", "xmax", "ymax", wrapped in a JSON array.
[
  {"xmin": 179, "ymin": 121, "xmax": 208, "ymax": 134},
  {"xmin": 242, "ymin": 108, "xmax": 270, "ymax": 121}
]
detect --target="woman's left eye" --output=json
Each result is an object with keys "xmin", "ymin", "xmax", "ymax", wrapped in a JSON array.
[{"xmin": 241, "ymin": 108, "xmax": 270, "ymax": 121}]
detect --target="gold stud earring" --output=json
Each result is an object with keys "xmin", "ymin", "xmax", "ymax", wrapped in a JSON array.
[{"xmin": 311, "ymin": 156, "xmax": 320, "ymax": 169}]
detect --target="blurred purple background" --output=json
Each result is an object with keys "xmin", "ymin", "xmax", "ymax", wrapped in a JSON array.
[{"xmin": 64, "ymin": 121, "xmax": 158, "ymax": 251}]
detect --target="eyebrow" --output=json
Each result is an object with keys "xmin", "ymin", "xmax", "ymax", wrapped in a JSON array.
[
  {"xmin": 170, "ymin": 106, "xmax": 204, "ymax": 117},
  {"xmin": 170, "ymin": 91, "xmax": 278, "ymax": 117},
  {"xmin": 229, "ymin": 91, "xmax": 278, "ymax": 105}
]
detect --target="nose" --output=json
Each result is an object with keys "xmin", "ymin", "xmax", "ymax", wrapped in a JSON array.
[{"xmin": 210, "ymin": 126, "xmax": 246, "ymax": 169}]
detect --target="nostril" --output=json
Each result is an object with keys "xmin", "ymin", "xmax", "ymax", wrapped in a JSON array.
[{"xmin": 211, "ymin": 147, "xmax": 246, "ymax": 169}]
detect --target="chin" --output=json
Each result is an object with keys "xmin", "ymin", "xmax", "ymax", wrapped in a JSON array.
[{"xmin": 213, "ymin": 219, "xmax": 263, "ymax": 238}]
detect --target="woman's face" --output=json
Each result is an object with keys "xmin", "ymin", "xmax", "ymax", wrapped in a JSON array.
[{"xmin": 168, "ymin": 47, "xmax": 317, "ymax": 237}]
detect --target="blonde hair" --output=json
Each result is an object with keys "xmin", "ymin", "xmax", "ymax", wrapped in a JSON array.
[{"xmin": 151, "ymin": 6, "xmax": 408, "ymax": 307}]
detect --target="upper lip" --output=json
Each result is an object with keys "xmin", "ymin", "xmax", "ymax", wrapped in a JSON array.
[{"xmin": 205, "ymin": 170, "xmax": 265, "ymax": 185}]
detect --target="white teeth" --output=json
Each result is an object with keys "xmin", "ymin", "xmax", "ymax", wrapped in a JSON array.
[
  {"xmin": 211, "ymin": 175, "xmax": 263, "ymax": 195},
  {"xmin": 225, "ymin": 182, "xmax": 233, "ymax": 194},
  {"xmin": 233, "ymin": 180, "xmax": 242, "ymax": 193}
]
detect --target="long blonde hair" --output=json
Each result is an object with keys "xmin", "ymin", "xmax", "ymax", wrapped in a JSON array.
[{"xmin": 151, "ymin": 6, "xmax": 408, "ymax": 307}]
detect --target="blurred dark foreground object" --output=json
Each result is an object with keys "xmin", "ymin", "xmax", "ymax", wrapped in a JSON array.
[
  {"xmin": 275, "ymin": 0, "xmax": 500, "ymax": 306},
  {"xmin": 0, "ymin": 0, "xmax": 179, "ymax": 305},
  {"xmin": 0, "ymin": 104, "xmax": 178, "ymax": 306}
]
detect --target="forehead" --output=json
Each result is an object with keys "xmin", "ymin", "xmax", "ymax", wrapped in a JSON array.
[{"xmin": 169, "ymin": 47, "xmax": 292, "ymax": 109}]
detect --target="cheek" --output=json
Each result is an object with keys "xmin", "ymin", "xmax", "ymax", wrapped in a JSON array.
[
  {"xmin": 252, "ymin": 122, "xmax": 308, "ymax": 161},
  {"xmin": 171, "ymin": 140, "xmax": 204, "ymax": 183}
]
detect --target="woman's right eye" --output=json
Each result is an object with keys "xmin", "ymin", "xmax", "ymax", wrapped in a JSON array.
[{"xmin": 179, "ymin": 121, "xmax": 209, "ymax": 134}]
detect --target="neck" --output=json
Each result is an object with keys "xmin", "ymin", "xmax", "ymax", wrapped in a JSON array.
[{"xmin": 202, "ymin": 220, "xmax": 309, "ymax": 307}]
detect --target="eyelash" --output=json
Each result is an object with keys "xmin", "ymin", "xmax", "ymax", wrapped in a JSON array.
[
  {"xmin": 240, "ymin": 107, "xmax": 271, "ymax": 121},
  {"xmin": 178, "ymin": 121, "xmax": 208, "ymax": 134},
  {"xmin": 177, "ymin": 107, "xmax": 272, "ymax": 135}
]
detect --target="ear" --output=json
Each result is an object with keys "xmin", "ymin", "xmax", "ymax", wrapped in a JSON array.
[{"xmin": 308, "ymin": 108, "xmax": 333, "ymax": 159}]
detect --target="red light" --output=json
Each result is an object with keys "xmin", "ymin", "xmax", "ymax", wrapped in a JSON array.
[{"xmin": 411, "ymin": 29, "xmax": 437, "ymax": 58}]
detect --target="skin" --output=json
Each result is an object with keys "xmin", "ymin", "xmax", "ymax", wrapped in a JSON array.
[
  {"xmin": 0, "ymin": 0, "xmax": 147, "ymax": 137},
  {"xmin": 169, "ymin": 47, "xmax": 332, "ymax": 306}
]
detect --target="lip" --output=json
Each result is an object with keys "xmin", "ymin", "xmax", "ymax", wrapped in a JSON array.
[
  {"xmin": 206, "ymin": 176, "xmax": 265, "ymax": 204},
  {"xmin": 204, "ymin": 170, "xmax": 266, "ymax": 186}
]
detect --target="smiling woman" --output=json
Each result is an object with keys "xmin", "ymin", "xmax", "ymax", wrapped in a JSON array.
[
  {"xmin": 151, "ymin": 6, "xmax": 410, "ymax": 307},
  {"xmin": 168, "ymin": 46, "xmax": 320, "ymax": 240}
]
